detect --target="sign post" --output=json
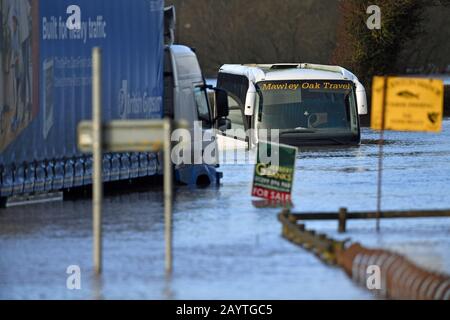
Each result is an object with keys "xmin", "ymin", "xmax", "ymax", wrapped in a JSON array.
[
  {"xmin": 163, "ymin": 120, "xmax": 173, "ymax": 275},
  {"xmin": 371, "ymin": 76, "xmax": 444, "ymax": 231},
  {"xmin": 252, "ymin": 142, "xmax": 297, "ymax": 206},
  {"xmin": 78, "ymin": 48, "xmax": 187, "ymax": 275},
  {"xmin": 375, "ymin": 76, "xmax": 388, "ymax": 232},
  {"xmin": 92, "ymin": 47, "xmax": 103, "ymax": 274},
  {"xmin": 78, "ymin": 119, "xmax": 183, "ymax": 275}
]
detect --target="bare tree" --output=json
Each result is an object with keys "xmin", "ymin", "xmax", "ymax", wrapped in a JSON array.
[
  {"xmin": 168, "ymin": 0, "xmax": 450, "ymax": 77},
  {"xmin": 168, "ymin": 0, "xmax": 339, "ymax": 76}
]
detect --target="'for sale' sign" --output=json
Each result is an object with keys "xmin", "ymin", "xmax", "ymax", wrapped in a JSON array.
[{"xmin": 252, "ymin": 142, "xmax": 297, "ymax": 203}]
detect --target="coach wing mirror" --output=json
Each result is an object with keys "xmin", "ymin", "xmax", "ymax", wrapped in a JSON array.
[
  {"xmin": 215, "ymin": 88, "xmax": 229, "ymax": 119},
  {"xmin": 244, "ymin": 82, "xmax": 257, "ymax": 116},
  {"xmin": 355, "ymin": 81, "xmax": 368, "ymax": 115}
]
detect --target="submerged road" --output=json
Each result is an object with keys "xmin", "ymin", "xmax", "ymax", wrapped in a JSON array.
[{"xmin": 1, "ymin": 120, "xmax": 450, "ymax": 299}]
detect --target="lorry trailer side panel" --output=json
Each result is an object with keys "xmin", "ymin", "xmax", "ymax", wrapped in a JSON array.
[{"xmin": 0, "ymin": 0, "xmax": 165, "ymax": 198}]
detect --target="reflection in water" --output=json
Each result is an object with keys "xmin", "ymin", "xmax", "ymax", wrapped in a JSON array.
[
  {"xmin": 163, "ymin": 275, "xmax": 176, "ymax": 300},
  {"xmin": 92, "ymin": 275, "xmax": 104, "ymax": 301}
]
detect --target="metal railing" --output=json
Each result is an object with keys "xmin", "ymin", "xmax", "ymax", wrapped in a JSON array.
[{"xmin": 282, "ymin": 208, "xmax": 450, "ymax": 233}]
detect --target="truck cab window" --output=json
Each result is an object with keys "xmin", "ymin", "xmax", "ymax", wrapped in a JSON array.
[{"xmin": 194, "ymin": 86, "xmax": 212, "ymax": 128}]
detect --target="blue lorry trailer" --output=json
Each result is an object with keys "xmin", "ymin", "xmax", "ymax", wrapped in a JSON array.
[{"xmin": 0, "ymin": 0, "xmax": 222, "ymax": 205}]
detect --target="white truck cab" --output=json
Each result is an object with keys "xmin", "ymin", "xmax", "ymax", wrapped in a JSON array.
[
  {"xmin": 164, "ymin": 45, "xmax": 229, "ymax": 185},
  {"xmin": 163, "ymin": 7, "xmax": 230, "ymax": 186},
  {"xmin": 216, "ymin": 63, "xmax": 367, "ymax": 148}
]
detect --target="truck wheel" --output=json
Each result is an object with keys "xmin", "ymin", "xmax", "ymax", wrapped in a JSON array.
[{"xmin": 196, "ymin": 175, "xmax": 211, "ymax": 188}]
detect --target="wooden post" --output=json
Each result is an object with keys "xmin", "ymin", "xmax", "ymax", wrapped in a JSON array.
[{"xmin": 338, "ymin": 207, "xmax": 347, "ymax": 233}]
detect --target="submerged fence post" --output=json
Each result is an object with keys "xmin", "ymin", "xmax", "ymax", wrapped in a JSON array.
[
  {"xmin": 92, "ymin": 47, "xmax": 103, "ymax": 274},
  {"xmin": 338, "ymin": 207, "xmax": 347, "ymax": 233}
]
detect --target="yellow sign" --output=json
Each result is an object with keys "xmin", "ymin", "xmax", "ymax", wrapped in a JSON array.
[{"xmin": 371, "ymin": 77, "xmax": 444, "ymax": 132}]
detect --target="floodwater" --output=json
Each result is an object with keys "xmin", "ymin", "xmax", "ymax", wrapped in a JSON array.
[{"xmin": 1, "ymin": 120, "xmax": 450, "ymax": 300}]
